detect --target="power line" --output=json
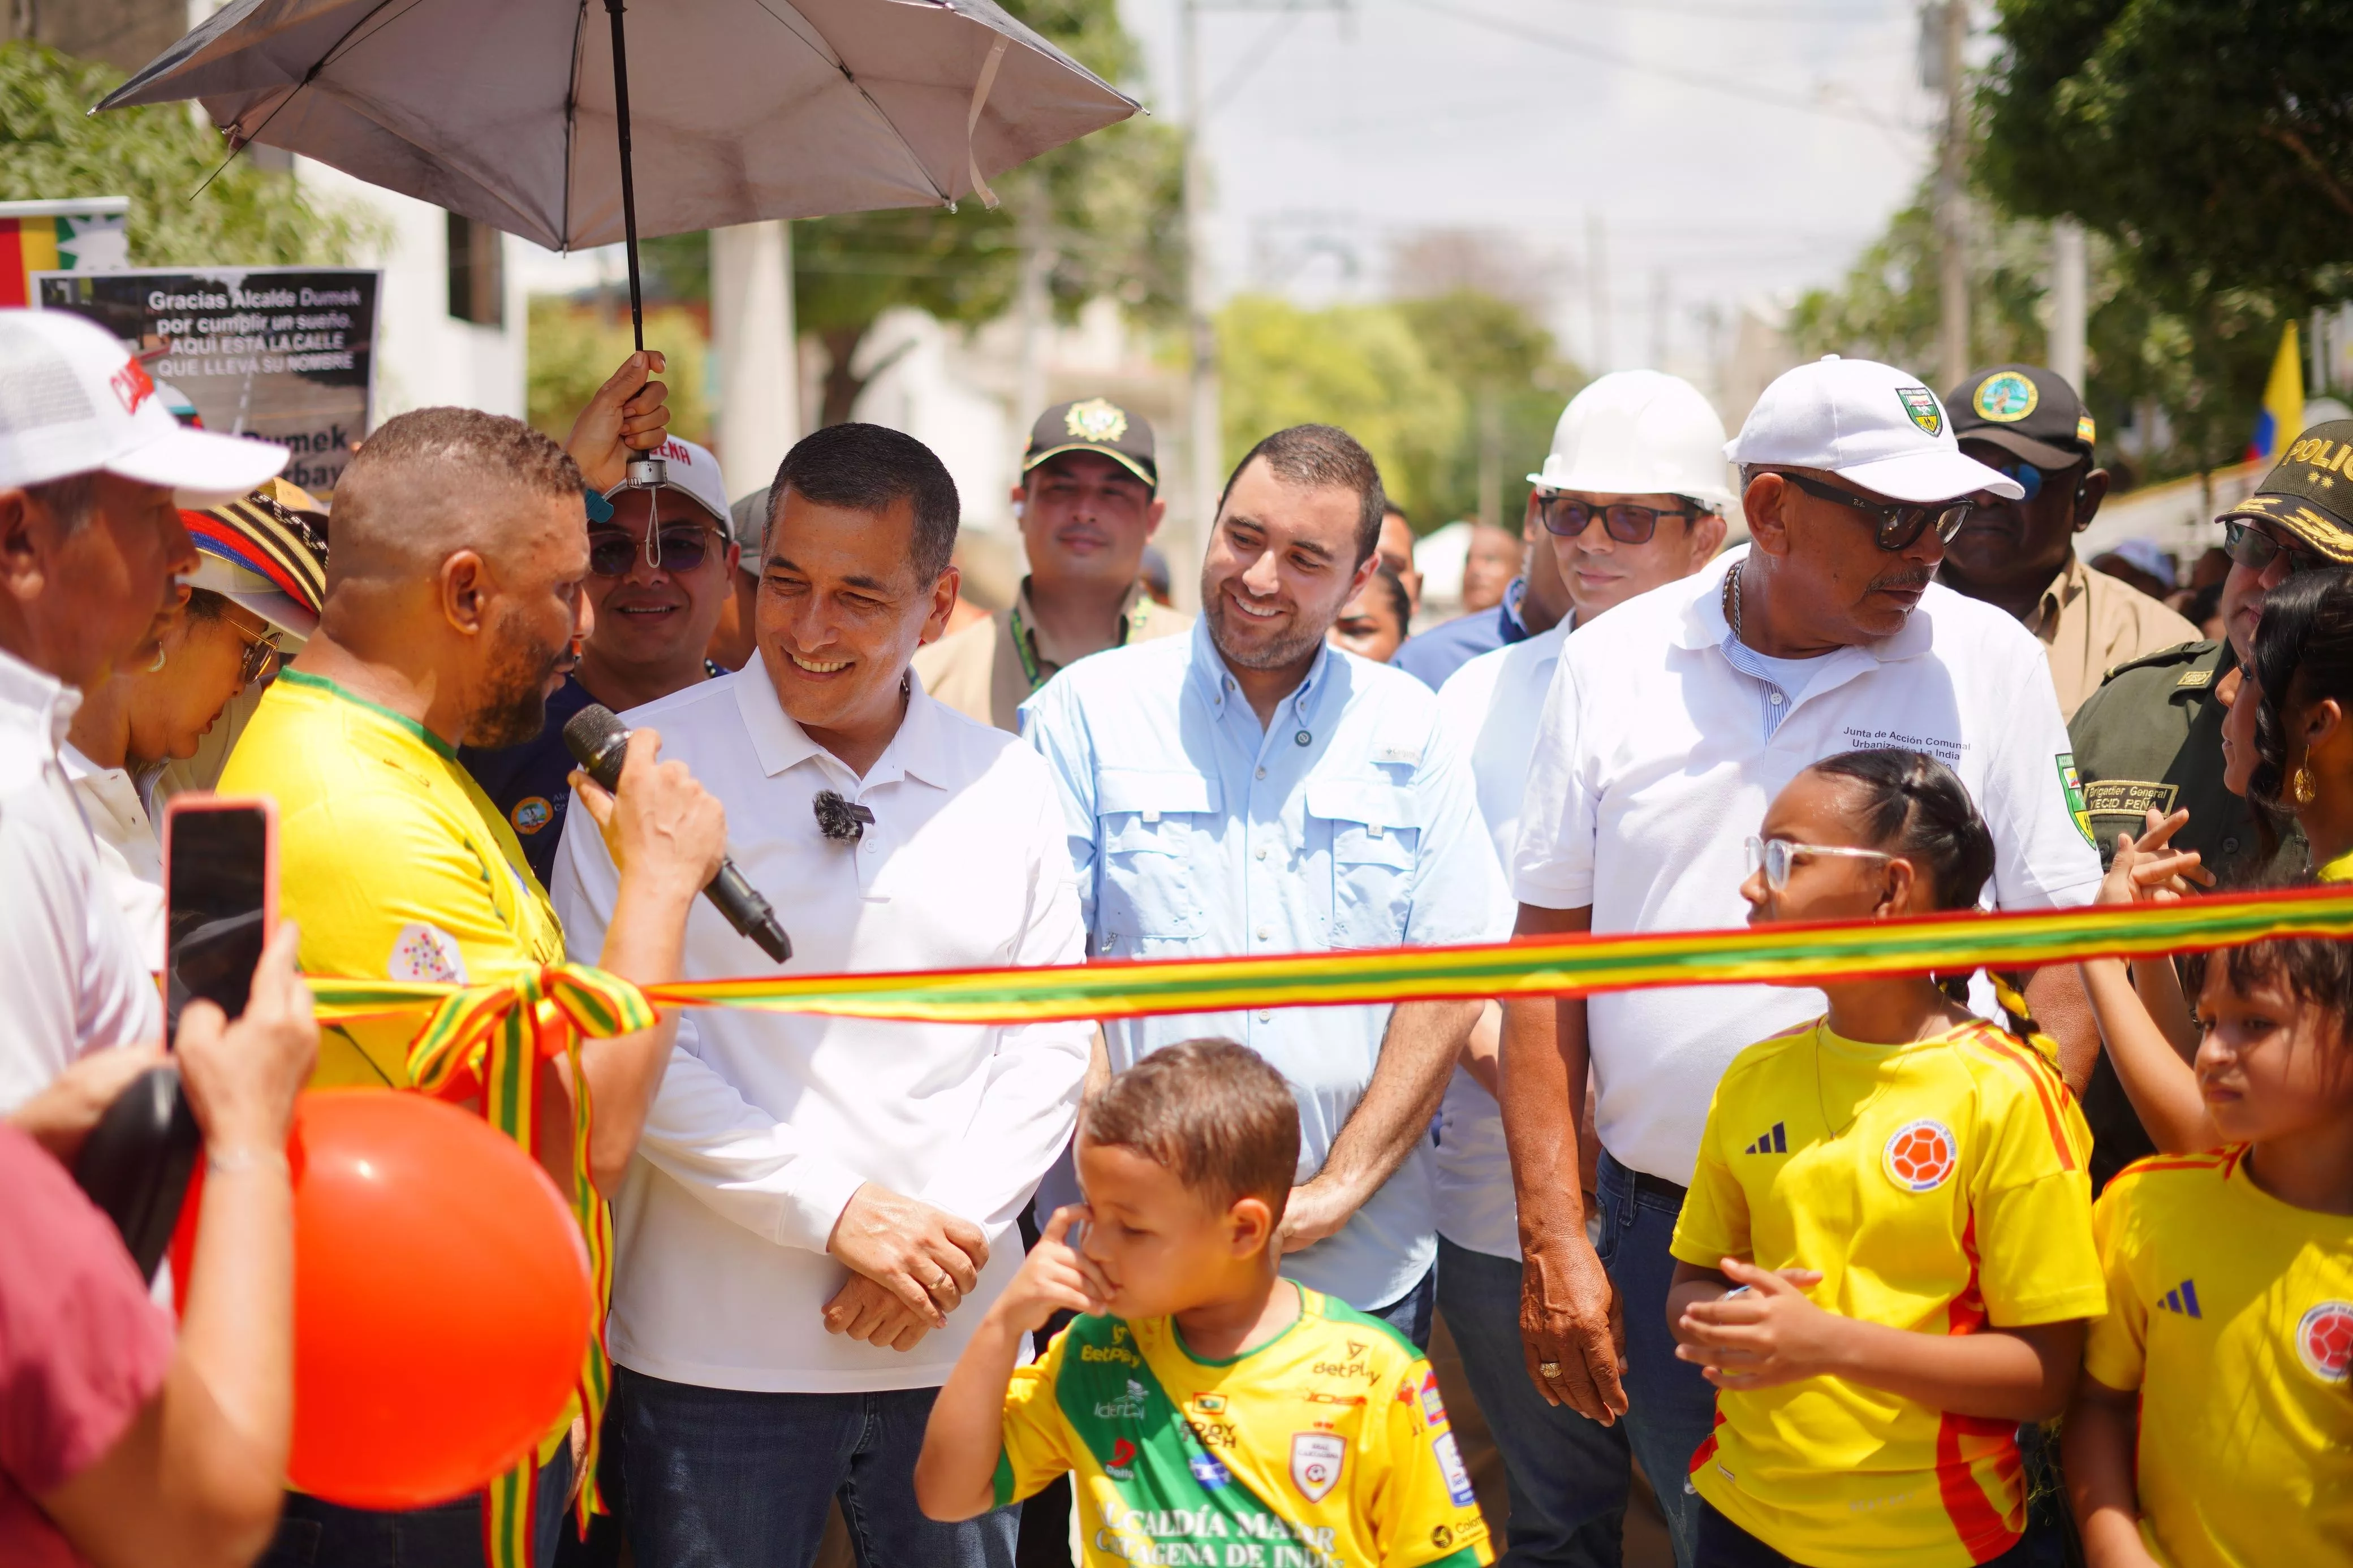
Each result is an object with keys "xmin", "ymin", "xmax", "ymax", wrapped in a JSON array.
[{"xmin": 1389, "ymin": 0, "xmax": 1922, "ymax": 132}]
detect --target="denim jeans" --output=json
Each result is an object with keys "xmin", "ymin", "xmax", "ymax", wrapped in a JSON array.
[
  {"xmin": 617, "ymin": 1367, "xmax": 1017, "ymax": 1568},
  {"xmin": 1594, "ymin": 1149, "xmax": 1721, "ymax": 1568},
  {"xmin": 1436, "ymin": 1237, "xmax": 1630, "ymax": 1568},
  {"xmin": 264, "ymin": 1447, "xmax": 576, "ymax": 1568},
  {"xmin": 1365, "ymin": 1263, "xmax": 1438, "ymax": 1351}
]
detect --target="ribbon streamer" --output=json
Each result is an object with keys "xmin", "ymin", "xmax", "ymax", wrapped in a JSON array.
[{"xmin": 311, "ymin": 884, "xmax": 2353, "ymax": 1034}]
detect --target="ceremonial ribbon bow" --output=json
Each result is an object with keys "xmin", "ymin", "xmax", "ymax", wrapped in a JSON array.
[{"xmin": 385, "ymin": 963, "xmax": 653, "ymax": 1566}]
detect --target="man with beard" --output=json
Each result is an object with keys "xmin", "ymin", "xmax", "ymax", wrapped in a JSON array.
[
  {"xmin": 1022, "ymin": 424, "xmax": 1501, "ymax": 1348},
  {"xmin": 1503, "ymin": 358, "xmax": 2104, "ymax": 1564},
  {"xmin": 215, "ymin": 408, "xmax": 729, "ymax": 1568}
]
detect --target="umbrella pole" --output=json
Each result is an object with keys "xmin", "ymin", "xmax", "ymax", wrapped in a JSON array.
[{"xmin": 602, "ymin": 0, "xmax": 645, "ymax": 355}]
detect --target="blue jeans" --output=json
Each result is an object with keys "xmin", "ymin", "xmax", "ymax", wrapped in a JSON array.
[
  {"xmin": 1365, "ymin": 1263, "xmax": 1437, "ymax": 1351},
  {"xmin": 617, "ymin": 1368, "xmax": 1017, "ymax": 1568},
  {"xmin": 1596, "ymin": 1150, "xmax": 1720, "ymax": 1568},
  {"xmin": 1436, "ymin": 1237, "xmax": 1630, "ymax": 1568},
  {"xmin": 264, "ymin": 1448, "xmax": 576, "ymax": 1568}
]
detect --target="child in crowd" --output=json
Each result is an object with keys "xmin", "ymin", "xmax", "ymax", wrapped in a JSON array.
[
  {"xmin": 914, "ymin": 1038, "xmax": 1493, "ymax": 1568},
  {"xmin": 1666, "ymin": 748, "xmax": 2105, "ymax": 1568},
  {"xmin": 2062, "ymin": 926, "xmax": 2353, "ymax": 1567}
]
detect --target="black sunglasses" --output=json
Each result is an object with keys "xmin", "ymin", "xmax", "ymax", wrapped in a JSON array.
[
  {"xmin": 588, "ymin": 524, "xmax": 722, "ymax": 577},
  {"xmin": 1773, "ymin": 470, "xmax": 1972, "ymax": 552},
  {"xmin": 1535, "ymin": 493, "xmax": 1694, "ymax": 544},
  {"xmin": 2222, "ymin": 519, "xmax": 2331, "ymax": 578}
]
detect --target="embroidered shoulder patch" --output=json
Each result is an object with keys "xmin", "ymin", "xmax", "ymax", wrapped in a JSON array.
[{"xmin": 389, "ymin": 922, "xmax": 468, "ymax": 985}]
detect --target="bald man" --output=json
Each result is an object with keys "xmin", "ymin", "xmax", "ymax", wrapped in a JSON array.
[{"xmin": 215, "ymin": 407, "xmax": 728, "ymax": 1567}]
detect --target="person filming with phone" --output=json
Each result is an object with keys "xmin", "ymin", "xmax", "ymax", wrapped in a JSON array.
[{"xmin": 214, "ymin": 405, "xmax": 730, "ymax": 1567}]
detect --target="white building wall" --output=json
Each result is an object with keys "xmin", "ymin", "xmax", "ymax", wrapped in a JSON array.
[{"xmin": 293, "ymin": 159, "xmax": 527, "ymax": 427}]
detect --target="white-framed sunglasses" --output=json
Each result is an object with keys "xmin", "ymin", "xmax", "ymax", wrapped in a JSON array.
[{"xmin": 1744, "ymin": 835, "xmax": 1896, "ymax": 891}]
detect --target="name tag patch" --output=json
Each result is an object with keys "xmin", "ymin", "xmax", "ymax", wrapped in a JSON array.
[{"xmin": 2083, "ymin": 779, "xmax": 2179, "ymax": 819}]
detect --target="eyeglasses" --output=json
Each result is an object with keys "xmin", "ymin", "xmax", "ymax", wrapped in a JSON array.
[
  {"xmin": 1743, "ymin": 835, "xmax": 1895, "ymax": 891},
  {"xmin": 232, "ymin": 624, "xmax": 281, "ymax": 687},
  {"xmin": 1981, "ymin": 458, "xmax": 2054, "ymax": 502},
  {"xmin": 1773, "ymin": 471, "xmax": 1973, "ymax": 552},
  {"xmin": 2222, "ymin": 519, "xmax": 2330, "ymax": 578},
  {"xmin": 1535, "ymin": 493, "xmax": 1693, "ymax": 543},
  {"xmin": 588, "ymin": 524, "xmax": 722, "ymax": 577}
]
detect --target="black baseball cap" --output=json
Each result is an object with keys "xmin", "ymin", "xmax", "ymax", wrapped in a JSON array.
[
  {"xmin": 1945, "ymin": 364, "xmax": 2097, "ymax": 469},
  {"xmin": 1024, "ymin": 397, "xmax": 1156, "ymax": 489},
  {"xmin": 2218, "ymin": 420, "xmax": 2353, "ymax": 564}
]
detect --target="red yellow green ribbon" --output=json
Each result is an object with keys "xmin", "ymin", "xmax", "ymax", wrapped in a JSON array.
[
  {"xmin": 393, "ymin": 962, "xmax": 653, "ymax": 1565},
  {"xmin": 308, "ymin": 885, "xmax": 2353, "ymax": 1036}
]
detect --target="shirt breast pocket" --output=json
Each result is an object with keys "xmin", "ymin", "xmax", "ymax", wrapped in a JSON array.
[
  {"xmin": 1306, "ymin": 779, "xmax": 1421, "ymax": 949},
  {"xmin": 1095, "ymin": 770, "xmax": 1219, "ymax": 940}
]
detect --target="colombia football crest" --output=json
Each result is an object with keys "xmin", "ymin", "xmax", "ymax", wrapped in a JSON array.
[
  {"xmin": 1883, "ymin": 1119, "xmax": 1957, "ymax": 1192},
  {"xmin": 2296, "ymin": 1301, "xmax": 2353, "ymax": 1384}
]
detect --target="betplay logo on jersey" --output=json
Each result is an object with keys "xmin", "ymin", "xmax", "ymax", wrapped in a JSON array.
[{"xmin": 1290, "ymin": 1432, "xmax": 1345, "ymax": 1502}]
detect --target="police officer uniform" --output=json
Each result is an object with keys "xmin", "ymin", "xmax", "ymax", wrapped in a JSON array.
[
  {"xmin": 913, "ymin": 398, "xmax": 1190, "ymax": 733},
  {"xmin": 2065, "ymin": 421, "xmax": 2353, "ymax": 1186}
]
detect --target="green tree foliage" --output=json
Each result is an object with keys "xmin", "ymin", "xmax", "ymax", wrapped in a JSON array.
[
  {"xmin": 1217, "ymin": 289, "xmax": 1580, "ymax": 527},
  {"xmin": 526, "ymin": 298, "xmax": 712, "ymax": 450},
  {"xmin": 793, "ymin": 0, "xmax": 1183, "ymax": 425},
  {"xmin": 0, "ymin": 42, "xmax": 372, "ymax": 266},
  {"xmin": 1393, "ymin": 289, "xmax": 1582, "ymax": 528},
  {"xmin": 1963, "ymin": 0, "xmax": 2352, "ymax": 477}
]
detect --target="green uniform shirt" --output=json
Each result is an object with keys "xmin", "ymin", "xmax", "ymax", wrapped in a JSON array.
[{"xmin": 2065, "ymin": 637, "xmax": 2304, "ymax": 1190}]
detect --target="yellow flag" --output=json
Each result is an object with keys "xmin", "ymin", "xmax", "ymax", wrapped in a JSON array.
[{"xmin": 2251, "ymin": 320, "xmax": 2304, "ymax": 463}]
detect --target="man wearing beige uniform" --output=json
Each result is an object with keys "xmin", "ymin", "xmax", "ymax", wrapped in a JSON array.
[
  {"xmin": 1936, "ymin": 363, "xmax": 2196, "ymax": 718},
  {"xmin": 915, "ymin": 398, "xmax": 1189, "ymax": 732}
]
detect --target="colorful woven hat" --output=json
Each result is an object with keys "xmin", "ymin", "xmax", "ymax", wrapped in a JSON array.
[{"xmin": 183, "ymin": 480, "xmax": 330, "ymax": 640}]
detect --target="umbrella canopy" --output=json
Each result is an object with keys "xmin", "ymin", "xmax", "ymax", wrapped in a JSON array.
[{"xmin": 100, "ymin": 0, "xmax": 1138, "ymax": 253}]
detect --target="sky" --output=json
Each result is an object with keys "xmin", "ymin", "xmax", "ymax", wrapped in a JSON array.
[
  {"xmin": 519, "ymin": 0, "xmax": 1953, "ymax": 382},
  {"xmin": 1119, "ymin": 0, "xmax": 1945, "ymax": 374}
]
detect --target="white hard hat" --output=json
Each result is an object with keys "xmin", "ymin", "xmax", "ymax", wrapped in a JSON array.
[
  {"xmin": 0, "ymin": 308, "xmax": 287, "ymax": 505},
  {"xmin": 1727, "ymin": 355, "xmax": 2021, "ymax": 504},
  {"xmin": 1528, "ymin": 370, "xmax": 1736, "ymax": 512}
]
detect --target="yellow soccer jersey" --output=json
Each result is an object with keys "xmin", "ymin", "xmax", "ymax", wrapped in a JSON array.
[
  {"xmin": 1669, "ymin": 1017, "xmax": 2105, "ymax": 1568},
  {"xmin": 2084, "ymin": 1146, "xmax": 2353, "ymax": 1568},
  {"xmin": 995, "ymin": 1286, "xmax": 1492, "ymax": 1568},
  {"xmin": 218, "ymin": 670, "xmax": 566, "ymax": 1088}
]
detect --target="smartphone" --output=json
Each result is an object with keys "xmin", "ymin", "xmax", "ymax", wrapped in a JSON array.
[{"xmin": 162, "ymin": 796, "xmax": 277, "ymax": 1033}]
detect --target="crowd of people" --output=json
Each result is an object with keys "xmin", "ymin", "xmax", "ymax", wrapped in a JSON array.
[{"xmin": 1, "ymin": 294, "xmax": 2348, "ymax": 1568}]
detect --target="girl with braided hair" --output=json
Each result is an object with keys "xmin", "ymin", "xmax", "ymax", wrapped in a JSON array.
[{"xmin": 1661, "ymin": 747, "xmax": 2102, "ymax": 1568}]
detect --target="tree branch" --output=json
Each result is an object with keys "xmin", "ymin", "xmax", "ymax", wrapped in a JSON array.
[{"xmin": 2259, "ymin": 123, "xmax": 2353, "ymax": 222}]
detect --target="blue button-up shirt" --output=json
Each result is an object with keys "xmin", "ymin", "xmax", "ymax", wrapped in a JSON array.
[{"xmin": 1020, "ymin": 619, "xmax": 1505, "ymax": 1311}]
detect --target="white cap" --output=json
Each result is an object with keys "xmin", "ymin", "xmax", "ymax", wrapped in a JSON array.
[
  {"xmin": 1528, "ymin": 370, "xmax": 1735, "ymax": 510},
  {"xmin": 0, "ymin": 309, "xmax": 288, "ymax": 504},
  {"xmin": 602, "ymin": 435, "xmax": 729, "ymax": 529},
  {"xmin": 1727, "ymin": 355, "xmax": 2022, "ymax": 504}
]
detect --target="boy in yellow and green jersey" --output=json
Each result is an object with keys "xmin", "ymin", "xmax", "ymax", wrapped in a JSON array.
[
  {"xmin": 915, "ymin": 1039, "xmax": 1492, "ymax": 1568},
  {"xmin": 1668, "ymin": 1014, "xmax": 2105, "ymax": 1568}
]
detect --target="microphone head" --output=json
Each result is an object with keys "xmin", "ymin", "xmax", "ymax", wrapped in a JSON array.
[
  {"xmin": 812, "ymin": 790, "xmax": 874, "ymax": 844},
  {"xmin": 562, "ymin": 703, "xmax": 632, "ymax": 789}
]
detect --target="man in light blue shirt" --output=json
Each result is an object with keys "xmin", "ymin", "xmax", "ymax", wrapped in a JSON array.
[{"xmin": 1022, "ymin": 424, "xmax": 1501, "ymax": 1342}]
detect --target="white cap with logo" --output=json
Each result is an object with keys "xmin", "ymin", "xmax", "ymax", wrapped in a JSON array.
[
  {"xmin": 1727, "ymin": 355, "xmax": 2022, "ymax": 504},
  {"xmin": 601, "ymin": 435, "xmax": 730, "ymax": 529},
  {"xmin": 0, "ymin": 308, "xmax": 290, "ymax": 504},
  {"xmin": 1529, "ymin": 370, "xmax": 1736, "ymax": 510}
]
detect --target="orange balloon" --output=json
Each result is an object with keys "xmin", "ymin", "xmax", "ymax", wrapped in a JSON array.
[{"xmin": 286, "ymin": 1090, "xmax": 593, "ymax": 1509}]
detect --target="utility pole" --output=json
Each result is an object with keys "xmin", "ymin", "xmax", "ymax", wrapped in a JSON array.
[
  {"xmin": 1015, "ymin": 176, "xmax": 1053, "ymax": 457},
  {"xmin": 1934, "ymin": 0, "xmax": 1969, "ymax": 386},
  {"xmin": 1585, "ymin": 211, "xmax": 1610, "ymax": 373},
  {"xmin": 1649, "ymin": 267, "xmax": 1670, "ymax": 371},
  {"xmin": 2049, "ymin": 217, "xmax": 2086, "ymax": 392},
  {"xmin": 1181, "ymin": 0, "xmax": 1218, "ymax": 611}
]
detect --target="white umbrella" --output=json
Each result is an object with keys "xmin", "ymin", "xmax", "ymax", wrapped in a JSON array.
[{"xmin": 101, "ymin": 0, "xmax": 1137, "ymax": 351}]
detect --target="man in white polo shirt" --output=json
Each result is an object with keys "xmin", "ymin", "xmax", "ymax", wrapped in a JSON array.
[
  {"xmin": 1501, "ymin": 357, "xmax": 2102, "ymax": 1565},
  {"xmin": 553, "ymin": 424, "xmax": 1089, "ymax": 1568},
  {"xmin": 1435, "ymin": 370, "xmax": 1731, "ymax": 1567}
]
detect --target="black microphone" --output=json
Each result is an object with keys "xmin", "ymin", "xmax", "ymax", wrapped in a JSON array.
[{"xmin": 563, "ymin": 703, "xmax": 792, "ymax": 963}]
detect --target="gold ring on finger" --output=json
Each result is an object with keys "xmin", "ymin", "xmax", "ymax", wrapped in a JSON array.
[{"xmin": 1537, "ymin": 1360, "xmax": 1563, "ymax": 1379}]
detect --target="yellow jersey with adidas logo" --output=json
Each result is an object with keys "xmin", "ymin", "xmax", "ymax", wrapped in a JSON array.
[
  {"xmin": 994, "ymin": 1285, "xmax": 1492, "ymax": 1568},
  {"xmin": 2084, "ymin": 1146, "xmax": 2353, "ymax": 1568},
  {"xmin": 1669, "ymin": 1017, "xmax": 2105, "ymax": 1568}
]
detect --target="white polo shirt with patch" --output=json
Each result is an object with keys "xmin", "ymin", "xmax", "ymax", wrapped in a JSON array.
[{"xmin": 1512, "ymin": 547, "xmax": 2103, "ymax": 1187}]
